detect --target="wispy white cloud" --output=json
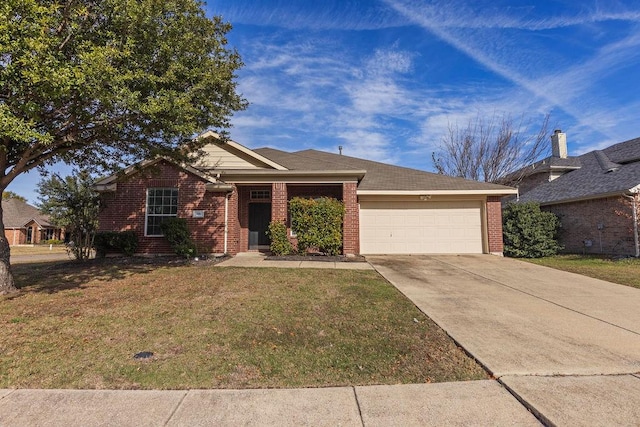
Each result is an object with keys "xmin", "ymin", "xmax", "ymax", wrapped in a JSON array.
[
  {"xmin": 210, "ymin": 0, "xmax": 406, "ymax": 31},
  {"xmin": 216, "ymin": 0, "xmax": 640, "ymax": 171},
  {"xmin": 379, "ymin": 0, "xmax": 640, "ymax": 31},
  {"xmin": 383, "ymin": 0, "xmax": 640, "ymax": 150}
]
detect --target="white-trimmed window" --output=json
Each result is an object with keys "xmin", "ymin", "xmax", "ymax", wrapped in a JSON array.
[
  {"xmin": 145, "ymin": 188, "xmax": 178, "ymax": 236},
  {"xmin": 250, "ymin": 190, "xmax": 271, "ymax": 201}
]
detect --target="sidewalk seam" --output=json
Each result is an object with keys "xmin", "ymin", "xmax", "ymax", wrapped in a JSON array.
[
  {"xmin": 162, "ymin": 390, "xmax": 188, "ymax": 426},
  {"xmin": 0, "ymin": 389, "xmax": 17, "ymax": 400},
  {"xmin": 351, "ymin": 387, "xmax": 366, "ymax": 427},
  {"xmin": 433, "ymin": 258, "xmax": 640, "ymax": 337},
  {"xmin": 497, "ymin": 379, "xmax": 554, "ymax": 427}
]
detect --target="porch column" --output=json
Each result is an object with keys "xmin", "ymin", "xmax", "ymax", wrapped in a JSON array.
[
  {"xmin": 342, "ymin": 182, "xmax": 359, "ymax": 255},
  {"xmin": 486, "ymin": 196, "xmax": 504, "ymax": 255},
  {"xmin": 271, "ymin": 183, "xmax": 287, "ymax": 223}
]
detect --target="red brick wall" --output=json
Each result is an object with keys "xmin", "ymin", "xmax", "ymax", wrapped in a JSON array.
[
  {"xmin": 98, "ymin": 161, "xmax": 230, "ymax": 254},
  {"xmin": 343, "ymin": 182, "xmax": 359, "ymax": 255},
  {"xmin": 272, "ymin": 183, "xmax": 287, "ymax": 223},
  {"xmin": 226, "ymin": 188, "xmax": 239, "ymax": 255},
  {"xmin": 486, "ymin": 196, "xmax": 504, "ymax": 254},
  {"xmin": 5, "ymin": 229, "xmax": 25, "ymax": 246},
  {"xmin": 544, "ymin": 196, "xmax": 638, "ymax": 256}
]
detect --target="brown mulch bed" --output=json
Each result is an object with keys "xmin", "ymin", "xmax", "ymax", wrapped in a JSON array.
[{"xmin": 264, "ymin": 254, "xmax": 367, "ymax": 263}]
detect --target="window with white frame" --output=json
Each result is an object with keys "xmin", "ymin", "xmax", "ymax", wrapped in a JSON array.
[
  {"xmin": 250, "ymin": 190, "xmax": 271, "ymax": 201},
  {"xmin": 146, "ymin": 188, "xmax": 178, "ymax": 236}
]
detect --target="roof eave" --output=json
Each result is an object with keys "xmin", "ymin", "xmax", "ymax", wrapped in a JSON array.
[
  {"xmin": 538, "ymin": 187, "xmax": 640, "ymax": 206},
  {"xmin": 219, "ymin": 169, "xmax": 366, "ymax": 183},
  {"xmin": 357, "ymin": 189, "xmax": 518, "ymax": 196},
  {"xmin": 94, "ymin": 157, "xmax": 219, "ymax": 188}
]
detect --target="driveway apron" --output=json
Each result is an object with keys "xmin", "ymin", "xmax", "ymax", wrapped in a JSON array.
[{"xmin": 368, "ymin": 255, "xmax": 640, "ymax": 426}]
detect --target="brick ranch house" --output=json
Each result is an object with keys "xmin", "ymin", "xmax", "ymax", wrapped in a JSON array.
[
  {"xmin": 2, "ymin": 198, "xmax": 65, "ymax": 245},
  {"xmin": 96, "ymin": 131, "xmax": 517, "ymax": 256},
  {"xmin": 512, "ymin": 131, "xmax": 640, "ymax": 257}
]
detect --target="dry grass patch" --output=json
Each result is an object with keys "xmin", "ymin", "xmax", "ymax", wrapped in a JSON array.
[
  {"xmin": 1, "ymin": 259, "xmax": 487, "ymax": 389},
  {"xmin": 10, "ymin": 245, "xmax": 68, "ymax": 256},
  {"xmin": 525, "ymin": 255, "xmax": 640, "ymax": 289}
]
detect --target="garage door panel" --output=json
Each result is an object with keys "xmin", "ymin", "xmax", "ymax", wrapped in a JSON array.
[{"xmin": 360, "ymin": 201, "xmax": 483, "ymax": 254}]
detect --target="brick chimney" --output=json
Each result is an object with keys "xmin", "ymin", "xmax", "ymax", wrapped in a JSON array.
[{"xmin": 551, "ymin": 129, "xmax": 567, "ymax": 158}]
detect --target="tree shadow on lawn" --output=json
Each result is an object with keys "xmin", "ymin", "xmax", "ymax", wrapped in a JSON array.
[{"xmin": 7, "ymin": 256, "xmax": 192, "ymax": 298}]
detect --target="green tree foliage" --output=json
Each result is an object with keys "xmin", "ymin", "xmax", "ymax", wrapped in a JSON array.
[
  {"xmin": 37, "ymin": 171, "xmax": 100, "ymax": 260},
  {"xmin": 289, "ymin": 197, "xmax": 345, "ymax": 256},
  {"xmin": 160, "ymin": 217, "xmax": 197, "ymax": 258},
  {"xmin": 503, "ymin": 202, "xmax": 563, "ymax": 258},
  {"xmin": 0, "ymin": 0, "xmax": 246, "ymax": 292},
  {"xmin": 266, "ymin": 220, "xmax": 293, "ymax": 256},
  {"xmin": 2, "ymin": 191, "xmax": 27, "ymax": 202}
]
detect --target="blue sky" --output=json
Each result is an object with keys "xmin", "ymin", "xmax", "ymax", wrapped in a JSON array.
[{"xmin": 9, "ymin": 0, "xmax": 640, "ymax": 203}]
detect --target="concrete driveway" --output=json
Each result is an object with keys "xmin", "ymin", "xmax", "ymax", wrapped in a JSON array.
[{"xmin": 368, "ymin": 255, "xmax": 640, "ymax": 426}]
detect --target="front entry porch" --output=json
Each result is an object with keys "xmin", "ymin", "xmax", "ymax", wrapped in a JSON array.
[{"xmin": 235, "ymin": 182, "xmax": 359, "ymax": 255}]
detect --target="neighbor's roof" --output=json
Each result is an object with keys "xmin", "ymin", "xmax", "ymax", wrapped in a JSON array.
[
  {"xmin": 2, "ymin": 198, "xmax": 53, "ymax": 228},
  {"xmin": 519, "ymin": 137, "xmax": 640, "ymax": 205},
  {"xmin": 254, "ymin": 148, "xmax": 516, "ymax": 194}
]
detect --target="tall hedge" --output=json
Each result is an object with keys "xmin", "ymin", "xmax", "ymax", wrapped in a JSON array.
[
  {"xmin": 289, "ymin": 197, "xmax": 345, "ymax": 256},
  {"xmin": 266, "ymin": 220, "xmax": 293, "ymax": 256},
  {"xmin": 503, "ymin": 201, "xmax": 562, "ymax": 258}
]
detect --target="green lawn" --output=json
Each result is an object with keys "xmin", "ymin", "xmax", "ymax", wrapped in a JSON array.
[
  {"xmin": 0, "ymin": 259, "xmax": 487, "ymax": 389},
  {"xmin": 524, "ymin": 255, "xmax": 640, "ymax": 289}
]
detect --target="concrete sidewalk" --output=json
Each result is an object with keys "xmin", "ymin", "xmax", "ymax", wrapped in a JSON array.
[
  {"xmin": 215, "ymin": 252, "xmax": 374, "ymax": 270},
  {"xmin": 369, "ymin": 254, "xmax": 640, "ymax": 426},
  {"xmin": 0, "ymin": 382, "xmax": 540, "ymax": 426}
]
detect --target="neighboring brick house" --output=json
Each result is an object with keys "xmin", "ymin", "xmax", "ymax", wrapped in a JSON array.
[
  {"xmin": 96, "ymin": 131, "xmax": 516, "ymax": 256},
  {"xmin": 2, "ymin": 198, "xmax": 65, "ymax": 245},
  {"xmin": 511, "ymin": 131, "xmax": 640, "ymax": 257}
]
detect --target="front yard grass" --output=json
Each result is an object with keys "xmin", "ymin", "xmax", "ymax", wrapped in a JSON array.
[
  {"xmin": 9, "ymin": 245, "xmax": 68, "ymax": 256},
  {"xmin": 0, "ymin": 259, "xmax": 487, "ymax": 389},
  {"xmin": 525, "ymin": 255, "xmax": 640, "ymax": 289}
]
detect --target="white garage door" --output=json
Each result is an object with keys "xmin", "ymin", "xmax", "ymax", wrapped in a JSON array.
[{"xmin": 359, "ymin": 200, "xmax": 483, "ymax": 254}]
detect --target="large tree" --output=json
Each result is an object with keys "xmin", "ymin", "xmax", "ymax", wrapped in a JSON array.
[
  {"xmin": 0, "ymin": 0, "xmax": 247, "ymax": 293},
  {"xmin": 432, "ymin": 113, "xmax": 551, "ymax": 183},
  {"xmin": 38, "ymin": 171, "xmax": 99, "ymax": 260}
]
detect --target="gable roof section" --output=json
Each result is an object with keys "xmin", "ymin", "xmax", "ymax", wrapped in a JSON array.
[
  {"xmin": 2, "ymin": 198, "xmax": 53, "ymax": 228},
  {"xmin": 499, "ymin": 155, "xmax": 582, "ymax": 185},
  {"xmin": 197, "ymin": 131, "xmax": 287, "ymax": 170},
  {"xmin": 94, "ymin": 157, "xmax": 220, "ymax": 190},
  {"xmin": 254, "ymin": 148, "xmax": 516, "ymax": 195},
  {"xmin": 519, "ymin": 137, "xmax": 640, "ymax": 205}
]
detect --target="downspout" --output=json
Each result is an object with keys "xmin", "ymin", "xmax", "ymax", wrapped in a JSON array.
[
  {"xmin": 623, "ymin": 193, "xmax": 639, "ymax": 258},
  {"xmin": 224, "ymin": 193, "xmax": 229, "ymax": 255}
]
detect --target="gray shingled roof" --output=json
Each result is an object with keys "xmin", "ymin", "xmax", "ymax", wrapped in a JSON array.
[
  {"xmin": 254, "ymin": 148, "xmax": 515, "ymax": 192},
  {"xmin": 500, "ymin": 155, "xmax": 582, "ymax": 184},
  {"xmin": 2, "ymin": 198, "xmax": 52, "ymax": 228},
  {"xmin": 519, "ymin": 137, "xmax": 640, "ymax": 204}
]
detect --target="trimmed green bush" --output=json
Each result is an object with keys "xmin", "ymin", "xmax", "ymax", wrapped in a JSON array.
[
  {"xmin": 289, "ymin": 197, "xmax": 345, "ymax": 256},
  {"xmin": 266, "ymin": 220, "xmax": 293, "ymax": 256},
  {"xmin": 160, "ymin": 218, "xmax": 197, "ymax": 258},
  {"xmin": 42, "ymin": 239, "xmax": 64, "ymax": 245},
  {"xmin": 94, "ymin": 231, "xmax": 138, "ymax": 257},
  {"xmin": 503, "ymin": 202, "xmax": 563, "ymax": 258}
]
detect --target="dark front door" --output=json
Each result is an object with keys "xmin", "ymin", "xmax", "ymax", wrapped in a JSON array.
[{"xmin": 248, "ymin": 203, "xmax": 271, "ymax": 250}]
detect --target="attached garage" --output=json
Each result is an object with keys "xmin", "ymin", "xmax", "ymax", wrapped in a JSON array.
[{"xmin": 359, "ymin": 199, "xmax": 484, "ymax": 254}]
